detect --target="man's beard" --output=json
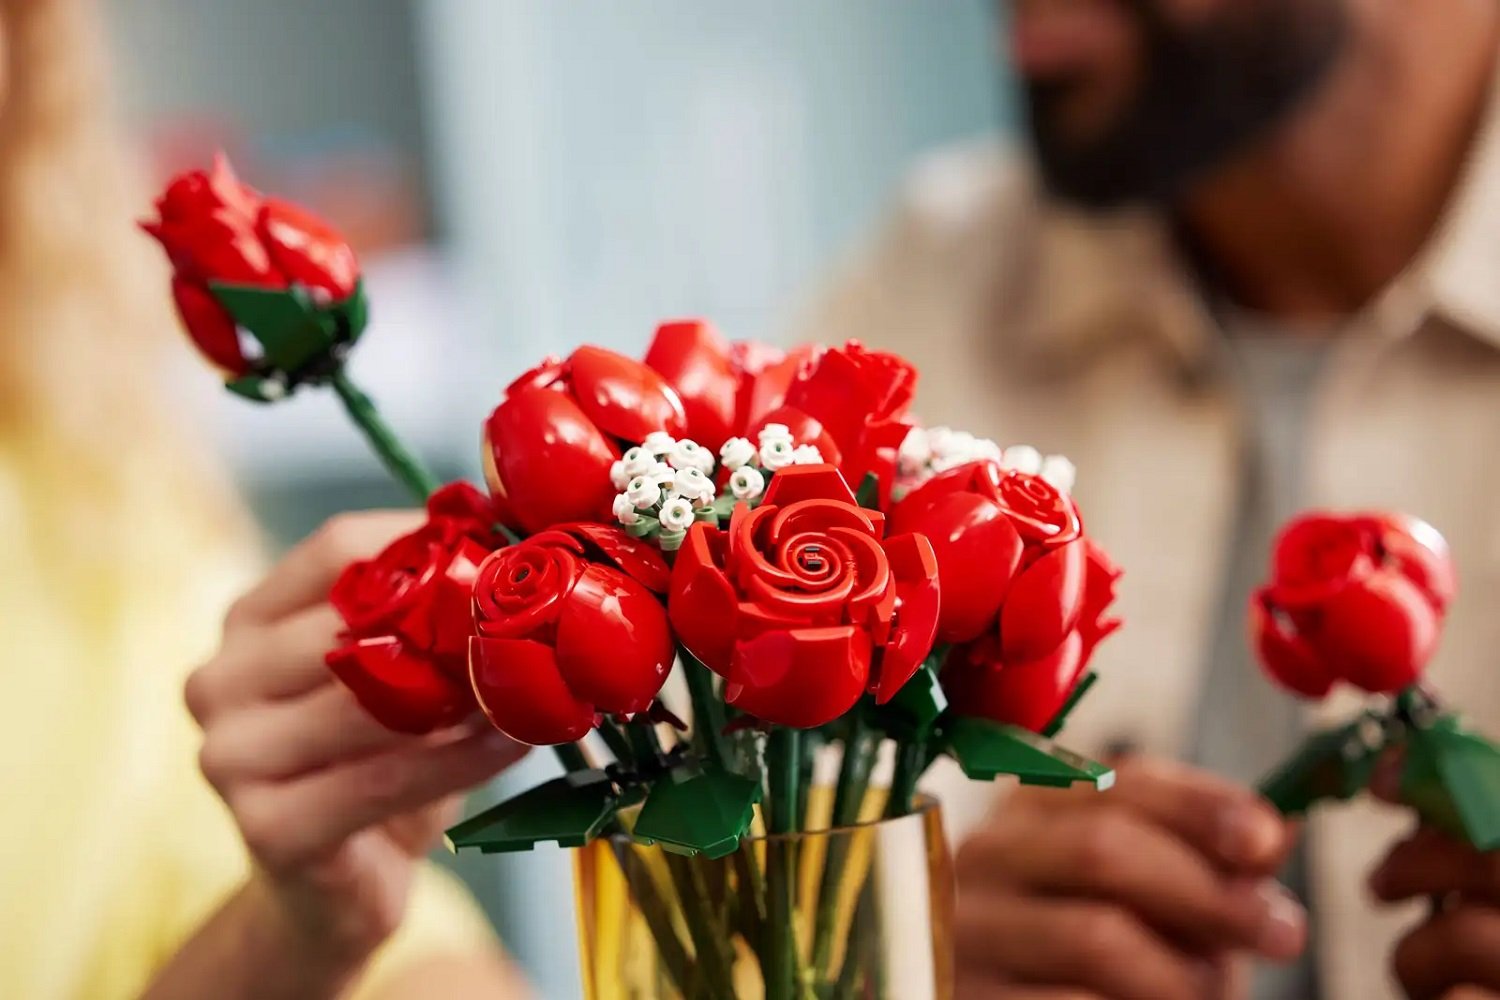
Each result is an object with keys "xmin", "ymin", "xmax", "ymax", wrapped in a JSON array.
[{"xmin": 1026, "ymin": 0, "xmax": 1349, "ymax": 208}]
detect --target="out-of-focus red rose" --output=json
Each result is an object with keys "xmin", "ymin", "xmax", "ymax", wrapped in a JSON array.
[
  {"xmin": 325, "ymin": 483, "xmax": 507, "ymax": 734},
  {"xmin": 483, "ymin": 347, "xmax": 688, "ymax": 535},
  {"xmin": 1250, "ymin": 511, "xmax": 1454, "ymax": 698},
  {"xmin": 470, "ymin": 523, "xmax": 674, "ymax": 745},
  {"xmin": 142, "ymin": 153, "xmax": 360, "ymax": 376},
  {"xmin": 669, "ymin": 464, "xmax": 940, "ymax": 728},
  {"xmin": 890, "ymin": 460, "xmax": 1122, "ymax": 732},
  {"xmin": 750, "ymin": 341, "xmax": 916, "ymax": 507},
  {"xmin": 642, "ymin": 318, "xmax": 820, "ymax": 450}
]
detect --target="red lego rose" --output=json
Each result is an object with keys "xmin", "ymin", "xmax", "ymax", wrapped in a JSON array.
[
  {"xmin": 890, "ymin": 460, "xmax": 1121, "ymax": 732},
  {"xmin": 1250, "ymin": 511, "xmax": 1454, "ymax": 698},
  {"xmin": 483, "ymin": 347, "xmax": 689, "ymax": 535},
  {"xmin": 142, "ymin": 153, "xmax": 360, "ymax": 376},
  {"xmin": 668, "ymin": 464, "xmax": 940, "ymax": 728},
  {"xmin": 470, "ymin": 523, "xmax": 674, "ymax": 745},
  {"xmin": 643, "ymin": 318, "xmax": 821, "ymax": 450},
  {"xmin": 325, "ymin": 483, "xmax": 506, "ymax": 734},
  {"xmin": 750, "ymin": 341, "xmax": 917, "ymax": 508}
]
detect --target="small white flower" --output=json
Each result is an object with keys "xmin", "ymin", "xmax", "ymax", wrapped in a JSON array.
[
  {"xmin": 730, "ymin": 466, "xmax": 766, "ymax": 501},
  {"xmin": 925, "ymin": 426, "xmax": 960, "ymax": 457},
  {"xmin": 620, "ymin": 445, "xmax": 656, "ymax": 478},
  {"xmin": 643, "ymin": 461, "xmax": 677, "ymax": 486},
  {"xmin": 671, "ymin": 467, "xmax": 716, "ymax": 506},
  {"xmin": 759, "ymin": 438, "xmax": 795, "ymax": 470},
  {"xmin": 668, "ymin": 438, "xmax": 716, "ymax": 474},
  {"xmin": 1001, "ymin": 444, "xmax": 1044, "ymax": 475},
  {"xmin": 973, "ymin": 437, "xmax": 1004, "ymax": 463},
  {"xmin": 625, "ymin": 476, "xmax": 662, "ymax": 509},
  {"xmin": 897, "ymin": 428, "xmax": 931, "ymax": 475},
  {"xmin": 612, "ymin": 492, "xmax": 641, "ymax": 525},
  {"xmin": 719, "ymin": 436, "xmax": 756, "ymax": 471},
  {"xmin": 792, "ymin": 444, "xmax": 824, "ymax": 465},
  {"xmin": 757, "ymin": 422, "xmax": 794, "ymax": 448},
  {"xmin": 609, "ymin": 460, "xmax": 632, "ymax": 490},
  {"xmin": 658, "ymin": 496, "xmax": 696, "ymax": 533},
  {"xmin": 642, "ymin": 430, "xmax": 677, "ymax": 456},
  {"xmin": 1039, "ymin": 454, "xmax": 1077, "ymax": 493},
  {"xmin": 931, "ymin": 452, "xmax": 974, "ymax": 473}
]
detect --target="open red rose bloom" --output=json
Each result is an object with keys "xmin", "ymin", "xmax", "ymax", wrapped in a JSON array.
[
  {"xmin": 1250, "ymin": 511, "xmax": 1455, "ymax": 698},
  {"xmin": 891, "ymin": 460, "xmax": 1122, "ymax": 732}
]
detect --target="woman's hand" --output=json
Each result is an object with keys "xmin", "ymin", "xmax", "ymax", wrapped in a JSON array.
[{"xmin": 184, "ymin": 512, "xmax": 527, "ymax": 980}]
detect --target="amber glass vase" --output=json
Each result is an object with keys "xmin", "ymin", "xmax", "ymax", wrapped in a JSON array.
[{"xmin": 574, "ymin": 791, "xmax": 953, "ymax": 1000}]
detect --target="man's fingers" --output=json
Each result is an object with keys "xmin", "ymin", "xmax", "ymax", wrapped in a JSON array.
[
  {"xmin": 1393, "ymin": 906, "xmax": 1500, "ymax": 1000},
  {"xmin": 225, "ymin": 511, "xmax": 420, "ymax": 628},
  {"xmin": 950, "ymin": 979, "xmax": 1103, "ymax": 1000},
  {"xmin": 958, "ymin": 805, "xmax": 1305, "ymax": 959},
  {"xmin": 954, "ymin": 893, "xmax": 1211, "ymax": 1000},
  {"xmin": 1372, "ymin": 827, "xmax": 1500, "ymax": 904},
  {"xmin": 187, "ymin": 605, "xmax": 345, "ymax": 720},
  {"xmin": 1440, "ymin": 988, "xmax": 1500, "ymax": 1000},
  {"xmin": 233, "ymin": 724, "xmax": 527, "ymax": 872}
]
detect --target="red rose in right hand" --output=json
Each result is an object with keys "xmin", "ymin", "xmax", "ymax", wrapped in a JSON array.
[{"xmin": 1250, "ymin": 511, "xmax": 1455, "ymax": 698}]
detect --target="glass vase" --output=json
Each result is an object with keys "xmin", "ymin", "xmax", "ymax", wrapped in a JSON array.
[{"xmin": 574, "ymin": 792, "xmax": 953, "ymax": 1000}]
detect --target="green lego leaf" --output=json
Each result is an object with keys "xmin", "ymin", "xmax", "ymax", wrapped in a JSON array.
[
  {"xmin": 1258, "ymin": 715, "xmax": 1386, "ymax": 816},
  {"xmin": 224, "ymin": 374, "xmax": 280, "ymax": 403},
  {"xmin": 854, "ymin": 472, "xmax": 880, "ymax": 510},
  {"xmin": 632, "ymin": 764, "xmax": 762, "ymax": 859},
  {"xmin": 327, "ymin": 280, "xmax": 369, "ymax": 343},
  {"xmin": 209, "ymin": 283, "xmax": 337, "ymax": 373},
  {"xmin": 878, "ymin": 656, "xmax": 948, "ymax": 738},
  {"xmin": 1402, "ymin": 716, "xmax": 1500, "ymax": 851},
  {"xmin": 947, "ymin": 717, "xmax": 1114, "ymax": 789},
  {"xmin": 443, "ymin": 770, "xmax": 630, "ymax": 854},
  {"xmin": 1041, "ymin": 672, "xmax": 1097, "ymax": 739}
]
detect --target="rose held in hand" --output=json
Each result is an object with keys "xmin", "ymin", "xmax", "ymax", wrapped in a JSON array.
[
  {"xmin": 470, "ymin": 523, "xmax": 674, "ymax": 745},
  {"xmin": 669, "ymin": 464, "xmax": 940, "ymax": 728},
  {"xmin": 891, "ymin": 460, "xmax": 1121, "ymax": 732},
  {"xmin": 1250, "ymin": 511, "xmax": 1455, "ymax": 698}
]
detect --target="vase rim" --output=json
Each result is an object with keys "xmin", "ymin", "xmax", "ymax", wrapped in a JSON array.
[{"xmin": 606, "ymin": 791, "xmax": 941, "ymax": 847}]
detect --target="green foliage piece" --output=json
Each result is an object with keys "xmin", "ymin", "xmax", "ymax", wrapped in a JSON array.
[
  {"xmin": 878, "ymin": 657, "xmax": 948, "ymax": 738},
  {"xmin": 328, "ymin": 280, "xmax": 370, "ymax": 343},
  {"xmin": 224, "ymin": 374, "xmax": 280, "ymax": 403},
  {"xmin": 854, "ymin": 472, "xmax": 880, "ymax": 510},
  {"xmin": 209, "ymin": 282, "xmax": 336, "ymax": 373},
  {"xmin": 947, "ymin": 716, "xmax": 1114, "ymax": 789},
  {"xmin": 1401, "ymin": 715, "xmax": 1500, "ymax": 851},
  {"xmin": 443, "ymin": 770, "xmax": 629, "ymax": 854},
  {"xmin": 633, "ymin": 764, "xmax": 762, "ymax": 859},
  {"xmin": 1041, "ymin": 672, "xmax": 1098, "ymax": 739},
  {"xmin": 1258, "ymin": 714, "xmax": 1386, "ymax": 816}
]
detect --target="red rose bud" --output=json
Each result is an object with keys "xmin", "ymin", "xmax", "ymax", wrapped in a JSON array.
[
  {"xmin": 643, "ymin": 318, "xmax": 821, "ymax": 449},
  {"xmin": 325, "ymin": 483, "xmax": 508, "ymax": 734},
  {"xmin": 750, "ymin": 340, "xmax": 917, "ymax": 509},
  {"xmin": 142, "ymin": 153, "xmax": 360, "ymax": 378},
  {"xmin": 668, "ymin": 464, "xmax": 940, "ymax": 728},
  {"xmin": 470, "ymin": 523, "xmax": 674, "ymax": 745},
  {"xmin": 1250, "ymin": 511, "xmax": 1454, "ymax": 698},
  {"xmin": 483, "ymin": 347, "xmax": 688, "ymax": 535},
  {"xmin": 890, "ymin": 460, "xmax": 1122, "ymax": 732}
]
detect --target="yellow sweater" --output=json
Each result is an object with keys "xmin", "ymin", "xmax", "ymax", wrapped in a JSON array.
[{"xmin": 0, "ymin": 455, "xmax": 495, "ymax": 999}]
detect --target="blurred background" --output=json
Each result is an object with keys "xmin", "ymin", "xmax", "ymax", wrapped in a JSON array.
[{"xmin": 106, "ymin": 1, "xmax": 1006, "ymax": 994}]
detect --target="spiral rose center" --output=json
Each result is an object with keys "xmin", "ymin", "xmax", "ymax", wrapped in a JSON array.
[{"xmin": 779, "ymin": 534, "xmax": 850, "ymax": 592}]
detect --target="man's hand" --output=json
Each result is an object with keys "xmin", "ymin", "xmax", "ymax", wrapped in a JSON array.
[
  {"xmin": 1372, "ymin": 826, "xmax": 1500, "ymax": 1000},
  {"xmin": 953, "ymin": 755, "xmax": 1306, "ymax": 1000},
  {"xmin": 182, "ymin": 512, "xmax": 527, "ymax": 988}
]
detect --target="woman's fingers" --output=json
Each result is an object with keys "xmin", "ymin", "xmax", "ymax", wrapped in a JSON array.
[
  {"xmin": 1393, "ymin": 906, "xmax": 1500, "ymax": 1000},
  {"xmin": 1372, "ymin": 826, "xmax": 1500, "ymax": 905},
  {"xmin": 188, "ymin": 605, "xmax": 347, "ymax": 722}
]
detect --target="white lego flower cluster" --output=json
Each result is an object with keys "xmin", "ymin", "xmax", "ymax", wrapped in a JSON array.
[
  {"xmin": 610, "ymin": 425, "xmax": 825, "ymax": 551},
  {"xmin": 894, "ymin": 426, "xmax": 1077, "ymax": 500}
]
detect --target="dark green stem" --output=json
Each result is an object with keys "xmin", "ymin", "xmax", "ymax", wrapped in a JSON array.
[
  {"xmin": 884, "ymin": 735, "xmax": 928, "ymax": 819},
  {"xmin": 552, "ymin": 743, "xmax": 590, "ymax": 773},
  {"xmin": 811, "ymin": 721, "xmax": 879, "ymax": 978},
  {"xmin": 664, "ymin": 853, "xmax": 738, "ymax": 998},
  {"xmin": 682, "ymin": 653, "xmax": 730, "ymax": 768},
  {"xmin": 618, "ymin": 846, "xmax": 698, "ymax": 997},
  {"xmin": 765, "ymin": 729, "xmax": 803, "ymax": 1000},
  {"xmin": 596, "ymin": 719, "xmax": 635, "ymax": 767},
  {"xmin": 329, "ymin": 367, "xmax": 441, "ymax": 502}
]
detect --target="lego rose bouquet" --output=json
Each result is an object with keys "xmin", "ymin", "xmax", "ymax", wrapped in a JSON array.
[{"xmin": 146, "ymin": 160, "xmax": 1124, "ymax": 998}]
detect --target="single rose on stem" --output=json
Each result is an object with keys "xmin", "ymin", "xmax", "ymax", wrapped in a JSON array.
[
  {"xmin": 669, "ymin": 464, "xmax": 940, "ymax": 728},
  {"xmin": 470, "ymin": 523, "xmax": 674, "ymax": 745},
  {"xmin": 483, "ymin": 347, "xmax": 688, "ymax": 535},
  {"xmin": 1250, "ymin": 511, "xmax": 1454, "ymax": 698},
  {"xmin": 890, "ymin": 459, "xmax": 1122, "ymax": 732},
  {"xmin": 325, "ymin": 483, "xmax": 508, "ymax": 734}
]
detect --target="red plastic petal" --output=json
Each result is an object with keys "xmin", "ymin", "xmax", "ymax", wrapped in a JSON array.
[
  {"xmin": 893, "ymin": 490, "xmax": 1023, "ymax": 643},
  {"xmin": 740, "ymin": 343, "xmax": 821, "ymax": 430},
  {"xmin": 750, "ymin": 406, "xmax": 844, "ymax": 469},
  {"xmin": 1248, "ymin": 589, "xmax": 1336, "ymax": 698},
  {"xmin": 1267, "ymin": 514, "xmax": 1375, "ymax": 608},
  {"xmin": 427, "ymin": 537, "xmax": 492, "ymax": 678},
  {"xmin": 1366, "ymin": 512, "xmax": 1456, "ymax": 612},
  {"xmin": 471, "ymin": 541, "xmax": 582, "ymax": 640},
  {"xmin": 170, "ymin": 277, "xmax": 250, "ymax": 375},
  {"xmin": 554, "ymin": 522, "xmax": 671, "ymax": 593},
  {"xmin": 1000, "ymin": 538, "xmax": 1087, "ymax": 663},
  {"xmin": 668, "ymin": 524, "xmax": 740, "ymax": 675},
  {"xmin": 871, "ymin": 532, "xmax": 941, "ymax": 703},
  {"xmin": 257, "ymin": 197, "xmax": 360, "ymax": 301},
  {"xmin": 470, "ymin": 636, "xmax": 596, "ymax": 745},
  {"xmin": 1315, "ymin": 569, "xmax": 1438, "ymax": 693},
  {"xmin": 644, "ymin": 319, "xmax": 739, "ymax": 449},
  {"xmin": 485, "ymin": 387, "xmax": 621, "ymax": 534},
  {"xmin": 566, "ymin": 345, "xmax": 688, "ymax": 442},
  {"xmin": 993, "ymin": 471, "xmax": 1082, "ymax": 547},
  {"xmin": 555, "ymin": 564, "xmax": 675, "ymax": 715},
  {"xmin": 949, "ymin": 631, "xmax": 1085, "ymax": 733},
  {"xmin": 726, "ymin": 626, "xmax": 871, "ymax": 728},
  {"xmin": 326, "ymin": 636, "xmax": 471, "ymax": 735},
  {"xmin": 760, "ymin": 463, "xmax": 860, "ymax": 509}
]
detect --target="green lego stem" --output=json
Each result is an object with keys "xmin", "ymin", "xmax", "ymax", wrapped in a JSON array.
[
  {"xmin": 682, "ymin": 653, "xmax": 730, "ymax": 768},
  {"xmin": 884, "ymin": 734, "xmax": 930, "ymax": 819},
  {"xmin": 552, "ymin": 742, "xmax": 589, "ymax": 774},
  {"xmin": 810, "ymin": 719, "xmax": 879, "ymax": 978},
  {"xmin": 764, "ymin": 728, "xmax": 803, "ymax": 1000},
  {"xmin": 329, "ymin": 367, "xmax": 441, "ymax": 502}
]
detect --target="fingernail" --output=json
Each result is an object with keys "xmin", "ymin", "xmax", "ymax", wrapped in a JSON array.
[
  {"xmin": 1215, "ymin": 800, "xmax": 1278, "ymax": 864},
  {"xmin": 1255, "ymin": 882, "xmax": 1306, "ymax": 959}
]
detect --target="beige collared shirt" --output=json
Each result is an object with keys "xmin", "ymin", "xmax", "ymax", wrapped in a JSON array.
[{"xmin": 795, "ymin": 82, "xmax": 1500, "ymax": 1000}]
